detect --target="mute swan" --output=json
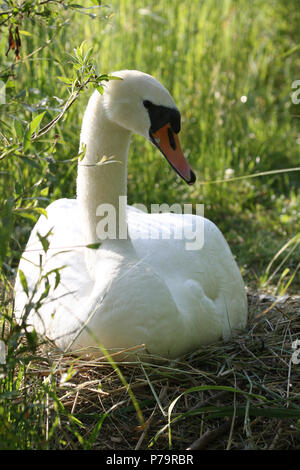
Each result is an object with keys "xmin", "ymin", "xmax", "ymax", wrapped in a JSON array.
[{"xmin": 14, "ymin": 70, "xmax": 247, "ymax": 359}]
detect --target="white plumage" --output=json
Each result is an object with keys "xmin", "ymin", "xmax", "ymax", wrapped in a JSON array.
[{"xmin": 14, "ymin": 70, "xmax": 247, "ymax": 358}]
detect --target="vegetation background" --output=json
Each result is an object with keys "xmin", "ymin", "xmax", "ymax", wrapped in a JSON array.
[{"xmin": 0, "ymin": 0, "xmax": 299, "ymax": 450}]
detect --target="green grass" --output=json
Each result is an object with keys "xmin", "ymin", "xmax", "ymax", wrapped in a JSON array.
[
  {"xmin": 1, "ymin": 0, "xmax": 299, "ymax": 285},
  {"xmin": 0, "ymin": 0, "xmax": 299, "ymax": 450}
]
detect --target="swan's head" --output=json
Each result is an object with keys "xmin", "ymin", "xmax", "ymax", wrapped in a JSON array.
[{"xmin": 102, "ymin": 70, "xmax": 196, "ymax": 185}]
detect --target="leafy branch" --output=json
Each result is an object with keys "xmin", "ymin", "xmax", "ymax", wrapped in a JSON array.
[
  {"xmin": 0, "ymin": 41, "xmax": 119, "ymax": 162},
  {"xmin": 1, "ymin": 0, "xmax": 104, "ymax": 58},
  {"xmin": 33, "ymin": 42, "xmax": 119, "ymax": 141}
]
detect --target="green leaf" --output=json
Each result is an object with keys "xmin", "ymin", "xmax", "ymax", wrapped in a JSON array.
[
  {"xmin": 39, "ymin": 278, "xmax": 50, "ymax": 302},
  {"xmin": 57, "ymin": 76, "xmax": 74, "ymax": 85},
  {"xmin": 4, "ymin": 80, "xmax": 15, "ymax": 89},
  {"xmin": 17, "ymin": 211, "xmax": 38, "ymax": 222},
  {"xmin": 96, "ymin": 85, "xmax": 104, "ymax": 94},
  {"xmin": 18, "ymin": 30, "xmax": 33, "ymax": 37},
  {"xmin": 18, "ymin": 269, "xmax": 29, "ymax": 296},
  {"xmin": 14, "ymin": 120, "xmax": 23, "ymax": 140},
  {"xmin": 78, "ymin": 144, "xmax": 86, "ymax": 161},
  {"xmin": 40, "ymin": 187, "xmax": 49, "ymax": 197},
  {"xmin": 29, "ymin": 112, "xmax": 46, "ymax": 136},
  {"xmin": 54, "ymin": 270, "xmax": 61, "ymax": 290},
  {"xmin": 86, "ymin": 243, "xmax": 101, "ymax": 249},
  {"xmin": 37, "ymin": 232, "xmax": 50, "ymax": 253},
  {"xmin": 97, "ymin": 74, "xmax": 123, "ymax": 84},
  {"xmin": 23, "ymin": 128, "xmax": 31, "ymax": 152},
  {"xmin": 84, "ymin": 414, "xmax": 107, "ymax": 450},
  {"xmin": 25, "ymin": 329, "xmax": 38, "ymax": 352},
  {"xmin": 68, "ymin": 414, "xmax": 84, "ymax": 427},
  {"xmin": 23, "ymin": 111, "xmax": 45, "ymax": 151},
  {"xmin": 84, "ymin": 46, "xmax": 94, "ymax": 63},
  {"xmin": 33, "ymin": 207, "xmax": 48, "ymax": 218},
  {"xmin": 20, "ymin": 156, "xmax": 41, "ymax": 169},
  {"xmin": 69, "ymin": 4, "xmax": 84, "ymax": 8}
]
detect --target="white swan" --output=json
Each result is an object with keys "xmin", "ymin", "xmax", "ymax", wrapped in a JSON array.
[{"xmin": 14, "ymin": 70, "xmax": 247, "ymax": 359}]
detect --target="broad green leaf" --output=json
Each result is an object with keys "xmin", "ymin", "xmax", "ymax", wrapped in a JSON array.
[
  {"xmin": 37, "ymin": 232, "xmax": 50, "ymax": 253},
  {"xmin": 96, "ymin": 85, "xmax": 104, "ymax": 94},
  {"xmin": 29, "ymin": 112, "xmax": 46, "ymax": 136},
  {"xmin": 23, "ymin": 111, "xmax": 45, "ymax": 151},
  {"xmin": 16, "ymin": 211, "xmax": 38, "ymax": 222}
]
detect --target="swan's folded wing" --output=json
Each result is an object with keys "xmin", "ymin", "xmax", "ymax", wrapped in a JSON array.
[{"xmin": 14, "ymin": 198, "xmax": 93, "ymax": 346}]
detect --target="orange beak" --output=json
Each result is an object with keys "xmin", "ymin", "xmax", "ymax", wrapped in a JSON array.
[{"xmin": 151, "ymin": 123, "xmax": 196, "ymax": 185}]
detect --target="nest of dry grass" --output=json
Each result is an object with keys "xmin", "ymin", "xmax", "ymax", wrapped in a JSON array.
[{"xmin": 24, "ymin": 291, "xmax": 300, "ymax": 451}]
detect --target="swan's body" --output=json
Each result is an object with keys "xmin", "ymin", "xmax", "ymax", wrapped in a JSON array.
[{"xmin": 14, "ymin": 70, "xmax": 247, "ymax": 358}]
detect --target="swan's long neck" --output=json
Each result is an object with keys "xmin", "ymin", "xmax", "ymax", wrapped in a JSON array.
[{"xmin": 76, "ymin": 91, "xmax": 131, "ymax": 246}]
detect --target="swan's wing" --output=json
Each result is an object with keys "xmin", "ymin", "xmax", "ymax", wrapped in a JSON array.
[
  {"xmin": 14, "ymin": 198, "xmax": 93, "ymax": 346},
  {"xmin": 127, "ymin": 207, "xmax": 248, "ymax": 340}
]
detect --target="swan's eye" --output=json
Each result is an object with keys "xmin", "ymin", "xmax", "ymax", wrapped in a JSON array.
[
  {"xmin": 143, "ymin": 100, "xmax": 152, "ymax": 109},
  {"xmin": 145, "ymin": 101, "xmax": 181, "ymax": 135},
  {"xmin": 170, "ymin": 110, "xmax": 181, "ymax": 134}
]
